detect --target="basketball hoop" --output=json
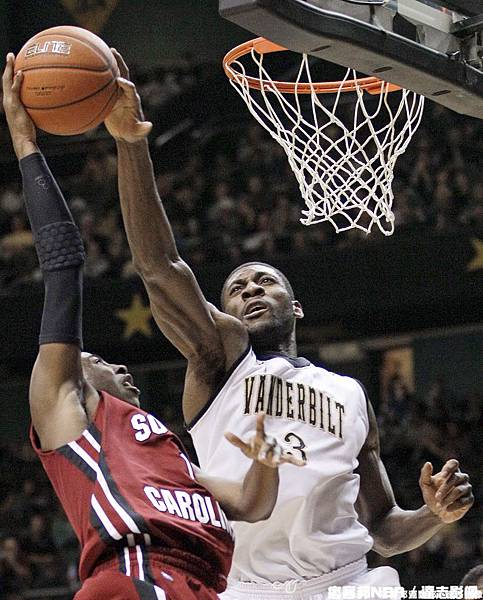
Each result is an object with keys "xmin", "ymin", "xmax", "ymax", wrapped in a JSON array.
[{"xmin": 223, "ymin": 38, "xmax": 425, "ymax": 236}]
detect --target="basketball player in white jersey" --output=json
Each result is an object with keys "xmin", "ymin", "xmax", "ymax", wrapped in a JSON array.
[{"xmin": 106, "ymin": 50, "xmax": 474, "ymax": 599}]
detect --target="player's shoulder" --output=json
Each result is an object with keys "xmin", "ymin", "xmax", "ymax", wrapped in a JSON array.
[
  {"xmin": 208, "ymin": 303, "xmax": 249, "ymax": 361},
  {"xmin": 209, "ymin": 304, "xmax": 247, "ymax": 337},
  {"xmin": 324, "ymin": 367, "xmax": 367, "ymax": 396}
]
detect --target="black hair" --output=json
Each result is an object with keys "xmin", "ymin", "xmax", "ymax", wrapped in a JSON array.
[{"xmin": 221, "ymin": 261, "xmax": 295, "ymax": 309}]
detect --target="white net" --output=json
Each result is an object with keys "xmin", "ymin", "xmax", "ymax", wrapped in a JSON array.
[{"xmin": 227, "ymin": 48, "xmax": 425, "ymax": 235}]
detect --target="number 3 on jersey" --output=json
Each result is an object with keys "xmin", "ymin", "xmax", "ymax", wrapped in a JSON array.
[{"xmin": 283, "ymin": 432, "xmax": 307, "ymax": 462}]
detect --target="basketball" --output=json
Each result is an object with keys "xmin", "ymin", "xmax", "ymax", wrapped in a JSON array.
[{"xmin": 14, "ymin": 26, "xmax": 119, "ymax": 136}]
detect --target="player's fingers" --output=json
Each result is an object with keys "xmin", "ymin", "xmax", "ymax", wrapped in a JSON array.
[
  {"xmin": 2, "ymin": 53, "xmax": 14, "ymax": 89},
  {"xmin": 259, "ymin": 443, "xmax": 281, "ymax": 466},
  {"xmin": 440, "ymin": 483, "xmax": 472, "ymax": 510},
  {"xmin": 116, "ymin": 76, "xmax": 136, "ymax": 94},
  {"xmin": 419, "ymin": 462, "xmax": 433, "ymax": 486},
  {"xmin": 111, "ymin": 48, "xmax": 129, "ymax": 79},
  {"xmin": 435, "ymin": 472, "xmax": 459, "ymax": 501},
  {"xmin": 11, "ymin": 70, "xmax": 23, "ymax": 95},
  {"xmin": 255, "ymin": 412, "xmax": 266, "ymax": 439},
  {"xmin": 224, "ymin": 432, "xmax": 250, "ymax": 452},
  {"xmin": 248, "ymin": 437, "xmax": 259, "ymax": 455},
  {"xmin": 271, "ymin": 443, "xmax": 282, "ymax": 465},
  {"xmin": 440, "ymin": 459, "xmax": 459, "ymax": 480},
  {"xmin": 137, "ymin": 121, "xmax": 153, "ymax": 137},
  {"xmin": 445, "ymin": 493, "xmax": 474, "ymax": 513},
  {"xmin": 258, "ymin": 435, "xmax": 277, "ymax": 462},
  {"xmin": 257, "ymin": 444, "xmax": 269, "ymax": 462},
  {"xmin": 280, "ymin": 452, "xmax": 306, "ymax": 467},
  {"xmin": 436, "ymin": 472, "xmax": 469, "ymax": 502}
]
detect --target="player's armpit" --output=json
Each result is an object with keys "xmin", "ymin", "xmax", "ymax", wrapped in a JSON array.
[
  {"xmin": 144, "ymin": 261, "xmax": 223, "ymax": 359},
  {"xmin": 142, "ymin": 261, "xmax": 247, "ymax": 360},
  {"xmin": 29, "ymin": 344, "xmax": 94, "ymax": 451},
  {"xmin": 146, "ymin": 278, "xmax": 248, "ymax": 423},
  {"xmin": 31, "ymin": 389, "xmax": 90, "ymax": 452}
]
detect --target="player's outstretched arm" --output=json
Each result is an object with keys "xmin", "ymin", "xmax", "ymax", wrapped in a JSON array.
[
  {"xmin": 3, "ymin": 53, "xmax": 94, "ymax": 451},
  {"xmin": 196, "ymin": 413, "xmax": 305, "ymax": 522},
  {"xmin": 355, "ymin": 399, "xmax": 474, "ymax": 557},
  {"xmin": 104, "ymin": 51, "xmax": 247, "ymax": 420}
]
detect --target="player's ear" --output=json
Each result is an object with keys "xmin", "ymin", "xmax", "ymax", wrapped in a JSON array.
[{"xmin": 293, "ymin": 300, "xmax": 304, "ymax": 320}]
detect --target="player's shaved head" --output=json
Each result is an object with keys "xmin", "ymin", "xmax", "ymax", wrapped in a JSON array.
[
  {"xmin": 221, "ymin": 261, "xmax": 303, "ymax": 355},
  {"xmin": 221, "ymin": 262, "xmax": 295, "ymax": 309}
]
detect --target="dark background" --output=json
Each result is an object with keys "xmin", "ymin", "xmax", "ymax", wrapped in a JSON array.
[{"xmin": 0, "ymin": 1, "xmax": 481, "ymax": 597}]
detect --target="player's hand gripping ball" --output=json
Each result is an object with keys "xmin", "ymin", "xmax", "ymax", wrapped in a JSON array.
[
  {"xmin": 103, "ymin": 49, "xmax": 153, "ymax": 143},
  {"xmin": 225, "ymin": 412, "xmax": 307, "ymax": 468},
  {"xmin": 14, "ymin": 26, "xmax": 119, "ymax": 135}
]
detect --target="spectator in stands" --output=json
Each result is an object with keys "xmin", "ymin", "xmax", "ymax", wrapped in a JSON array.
[
  {"xmin": 0, "ymin": 60, "xmax": 480, "ymax": 596},
  {"xmin": 1, "ymin": 90, "xmax": 482, "ymax": 287},
  {"xmin": 21, "ymin": 513, "xmax": 60, "ymax": 588},
  {"xmin": 0, "ymin": 536, "xmax": 32, "ymax": 593}
]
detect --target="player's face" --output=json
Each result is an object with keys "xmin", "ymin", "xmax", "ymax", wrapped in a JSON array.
[
  {"xmin": 222, "ymin": 265, "xmax": 302, "ymax": 346},
  {"xmin": 81, "ymin": 352, "xmax": 141, "ymax": 407}
]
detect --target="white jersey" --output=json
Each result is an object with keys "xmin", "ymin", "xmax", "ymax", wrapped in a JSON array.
[{"xmin": 189, "ymin": 348, "xmax": 373, "ymax": 583}]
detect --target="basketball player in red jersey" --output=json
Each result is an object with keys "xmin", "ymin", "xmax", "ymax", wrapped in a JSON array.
[
  {"xmin": 104, "ymin": 49, "xmax": 475, "ymax": 597},
  {"xmin": 2, "ymin": 54, "xmax": 304, "ymax": 600}
]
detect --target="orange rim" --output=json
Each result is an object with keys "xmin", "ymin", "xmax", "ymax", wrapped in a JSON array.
[{"xmin": 223, "ymin": 37, "xmax": 401, "ymax": 95}]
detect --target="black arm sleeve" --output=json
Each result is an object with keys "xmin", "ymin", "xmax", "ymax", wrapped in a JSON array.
[{"xmin": 19, "ymin": 152, "xmax": 85, "ymax": 347}]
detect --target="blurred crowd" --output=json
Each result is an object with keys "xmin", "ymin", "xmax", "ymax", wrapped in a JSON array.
[
  {"xmin": 0, "ymin": 378, "xmax": 480, "ymax": 598},
  {"xmin": 0, "ymin": 441, "xmax": 78, "ymax": 599},
  {"xmin": 377, "ymin": 375, "xmax": 482, "ymax": 584},
  {"xmin": 0, "ymin": 61, "xmax": 481, "ymax": 599},
  {"xmin": 0, "ymin": 63, "xmax": 482, "ymax": 289}
]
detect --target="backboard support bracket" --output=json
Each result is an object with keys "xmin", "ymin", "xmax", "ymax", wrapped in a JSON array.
[{"xmin": 219, "ymin": 0, "xmax": 483, "ymax": 119}]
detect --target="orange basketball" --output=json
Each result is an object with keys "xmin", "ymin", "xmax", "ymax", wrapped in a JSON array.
[{"xmin": 14, "ymin": 26, "xmax": 119, "ymax": 136}]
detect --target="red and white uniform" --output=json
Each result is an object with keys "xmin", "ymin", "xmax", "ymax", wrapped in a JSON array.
[{"xmin": 31, "ymin": 391, "xmax": 234, "ymax": 599}]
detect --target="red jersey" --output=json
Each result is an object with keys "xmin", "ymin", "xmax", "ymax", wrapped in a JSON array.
[{"xmin": 30, "ymin": 392, "xmax": 234, "ymax": 592}]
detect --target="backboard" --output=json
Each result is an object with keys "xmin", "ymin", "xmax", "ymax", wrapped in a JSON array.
[{"xmin": 219, "ymin": 0, "xmax": 483, "ymax": 119}]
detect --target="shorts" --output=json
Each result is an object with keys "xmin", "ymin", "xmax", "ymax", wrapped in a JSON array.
[
  {"xmin": 74, "ymin": 560, "xmax": 220, "ymax": 600},
  {"xmin": 220, "ymin": 558, "xmax": 401, "ymax": 600}
]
